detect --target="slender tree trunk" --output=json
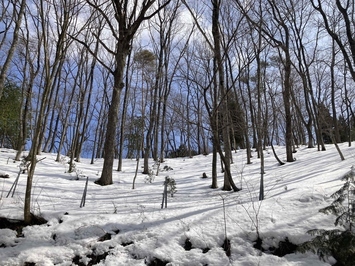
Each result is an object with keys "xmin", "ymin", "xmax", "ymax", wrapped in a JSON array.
[
  {"xmin": 283, "ymin": 47, "xmax": 294, "ymax": 162},
  {"xmin": 160, "ymin": 91, "xmax": 169, "ymax": 162},
  {"xmin": 0, "ymin": 0, "xmax": 26, "ymax": 100},
  {"xmin": 15, "ymin": 24, "xmax": 38, "ymax": 161},
  {"xmin": 143, "ymin": 67, "xmax": 160, "ymax": 174},
  {"xmin": 25, "ymin": 82, "xmax": 52, "ymax": 222},
  {"xmin": 42, "ymin": 73, "xmax": 61, "ymax": 153},
  {"xmin": 212, "ymin": 0, "xmax": 239, "ymax": 192},
  {"xmin": 246, "ymin": 75, "xmax": 257, "ymax": 149},
  {"xmin": 91, "ymin": 93, "xmax": 107, "ymax": 164},
  {"xmin": 15, "ymin": 82, "xmax": 32, "ymax": 161},
  {"xmin": 255, "ymin": 26, "xmax": 265, "ymax": 201},
  {"xmin": 331, "ymin": 39, "xmax": 341, "ymax": 143},
  {"xmin": 237, "ymin": 77, "xmax": 252, "ymax": 164},
  {"xmin": 117, "ymin": 50, "xmax": 132, "ymax": 171},
  {"xmin": 211, "ymin": 137, "xmax": 218, "ymax": 188},
  {"xmin": 25, "ymin": 0, "xmax": 72, "ymax": 222}
]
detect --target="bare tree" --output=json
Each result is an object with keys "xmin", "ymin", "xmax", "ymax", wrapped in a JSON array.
[
  {"xmin": 177, "ymin": 40, "xmax": 217, "ymax": 184},
  {"xmin": 286, "ymin": 0, "xmax": 317, "ymax": 149},
  {"xmin": 72, "ymin": 0, "xmax": 172, "ymax": 186},
  {"xmin": 311, "ymin": 0, "xmax": 355, "ymax": 81},
  {"xmin": 91, "ymin": 67, "xmax": 111, "ymax": 163},
  {"xmin": 0, "ymin": 0, "xmax": 26, "ymax": 100},
  {"xmin": 116, "ymin": 45, "xmax": 133, "ymax": 171},
  {"xmin": 311, "ymin": 0, "xmax": 355, "ymax": 153},
  {"xmin": 150, "ymin": 1, "xmax": 184, "ymax": 163},
  {"xmin": 14, "ymin": 9, "xmax": 41, "ymax": 161},
  {"xmin": 24, "ymin": 0, "xmax": 80, "ymax": 224},
  {"xmin": 182, "ymin": 0, "xmax": 240, "ymax": 191},
  {"xmin": 132, "ymin": 48, "xmax": 157, "ymax": 174},
  {"xmin": 235, "ymin": 0, "xmax": 294, "ymax": 162}
]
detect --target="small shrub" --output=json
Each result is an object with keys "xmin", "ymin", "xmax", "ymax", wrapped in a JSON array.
[
  {"xmin": 144, "ymin": 167, "xmax": 155, "ymax": 183},
  {"xmin": 164, "ymin": 177, "xmax": 177, "ymax": 197},
  {"xmin": 67, "ymin": 161, "xmax": 86, "ymax": 180},
  {"xmin": 19, "ymin": 157, "xmax": 31, "ymax": 174},
  {"xmin": 299, "ymin": 166, "xmax": 355, "ymax": 265},
  {"xmin": 163, "ymin": 165, "xmax": 173, "ymax": 171}
]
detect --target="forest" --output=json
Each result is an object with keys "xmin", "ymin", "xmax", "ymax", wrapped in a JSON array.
[{"xmin": 1, "ymin": 0, "xmax": 355, "ymax": 224}]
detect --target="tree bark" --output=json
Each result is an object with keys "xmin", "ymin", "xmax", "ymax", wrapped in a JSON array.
[{"xmin": 97, "ymin": 50, "xmax": 126, "ymax": 185}]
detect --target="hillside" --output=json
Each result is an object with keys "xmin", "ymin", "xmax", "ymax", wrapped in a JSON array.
[{"xmin": 0, "ymin": 144, "xmax": 353, "ymax": 265}]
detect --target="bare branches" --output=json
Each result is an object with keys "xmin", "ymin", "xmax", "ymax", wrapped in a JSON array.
[
  {"xmin": 69, "ymin": 34, "xmax": 115, "ymax": 75},
  {"xmin": 311, "ymin": 0, "xmax": 355, "ymax": 81},
  {"xmin": 181, "ymin": 0, "xmax": 214, "ymax": 50},
  {"xmin": 86, "ymin": 0, "xmax": 120, "ymax": 41}
]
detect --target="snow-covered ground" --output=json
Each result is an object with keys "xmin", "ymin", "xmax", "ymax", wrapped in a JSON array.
[{"xmin": 0, "ymin": 143, "xmax": 353, "ymax": 265}]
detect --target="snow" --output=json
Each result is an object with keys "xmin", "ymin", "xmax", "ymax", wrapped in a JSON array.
[{"xmin": 0, "ymin": 144, "xmax": 352, "ymax": 265}]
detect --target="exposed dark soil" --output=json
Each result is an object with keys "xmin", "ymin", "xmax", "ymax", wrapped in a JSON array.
[
  {"xmin": 87, "ymin": 249, "xmax": 110, "ymax": 265},
  {"xmin": 0, "ymin": 214, "xmax": 47, "ymax": 238},
  {"xmin": 183, "ymin": 238, "xmax": 193, "ymax": 251},
  {"xmin": 222, "ymin": 238, "xmax": 231, "ymax": 257},
  {"xmin": 182, "ymin": 237, "xmax": 210, "ymax": 254},
  {"xmin": 1, "ymin": 216, "xmax": 300, "ymax": 265},
  {"xmin": 70, "ymin": 231, "xmax": 120, "ymax": 265},
  {"xmin": 71, "ymin": 250, "xmax": 110, "ymax": 266},
  {"xmin": 72, "ymin": 255, "xmax": 84, "ymax": 265},
  {"xmin": 97, "ymin": 229, "xmax": 119, "ymax": 242},
  {"xmin": 0, "ymin": 215, "xmax": 48, "ymax": 265},
  {"xmin": 254, "ymin": 236, "xmax": 298, "ymax": 257},
  {"xmin": 145, "ymin": 257, "xmax": 169, "ymax": 266},
  {"xmin": 273, "ymin": 237, "xmax": 298, "ymax": 257},
  {"xmin": 202, "ymin": 247, "xmax": 210, "ymax": 253},
  {"xmin": 121, "ymin": 240, "xmax": 134, "ymax": 247},
  {"xmin": 253, "ymin": 237, "xmax": 264, "ymax": 251},
  {"xmin": 97, "ymin": 232, "xmax": 112, "ymax": 242}
]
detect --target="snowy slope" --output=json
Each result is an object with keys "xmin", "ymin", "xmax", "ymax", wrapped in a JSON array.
[{"xmin": 0, "ymin": 144, "xmax": 353, "ymax": 265}]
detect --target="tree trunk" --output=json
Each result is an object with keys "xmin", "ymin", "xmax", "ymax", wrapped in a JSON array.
[
  {"xmin": 117, "ymin": 51, "xmax": 132, "ymax": 171},
  {"xmin": 85, "ymin": 0, "xmax": 171, "ymax": 184},
  {"xmin": 15, "ymin": 42, "xmax": 37, "ymax": 161},
  {"xmin": 96, "ymin": 51, "xmax": 126, "ymax": 185},
  {"xmin": 330, "ymin": 39, "xmax": 341, "ymax": 143},
  {"xmin": 0, "ymin": 0, "xmax": 26, "ymax": 100},
  {"xmin": 211, "ymin": 0, "xmax": 239, "ymax": 192},
  {"xmin": 283, "ymin": 48, "xmax": 294, "ymax": 162},
  {"xmin": 24, "ymin": 0, "xmax": 72, "ymax": 222},
  {"xmin": 91, "ymin": 91, "xmax": 107, "ymax": 164},
  {"xmin": 211, "ymin": 137, "xmax": 218, "ymax": 189},
  {"xmin": 255, "ymin": 23, "xmax": 265, "ymax": 200}
]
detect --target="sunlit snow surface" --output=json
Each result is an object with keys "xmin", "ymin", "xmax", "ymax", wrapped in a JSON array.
[{"xmin": 1, "ymin": 144, "xmax": 352, "ymax": 265}]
